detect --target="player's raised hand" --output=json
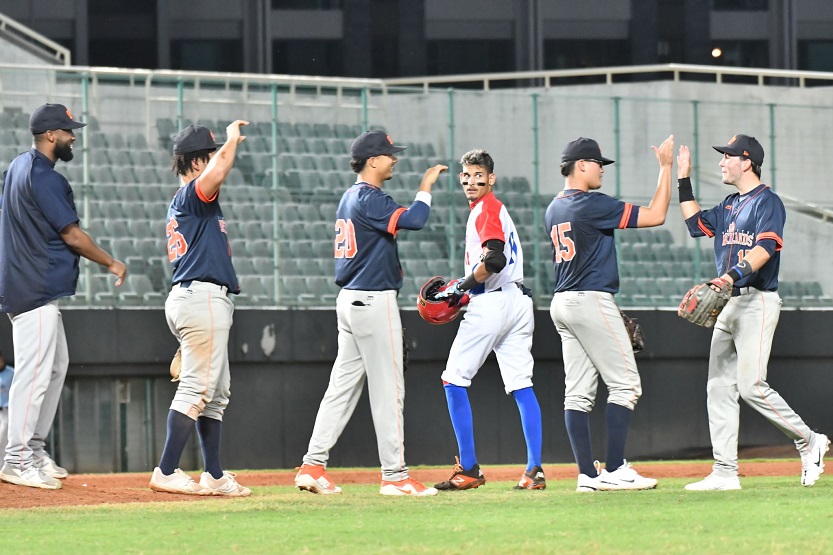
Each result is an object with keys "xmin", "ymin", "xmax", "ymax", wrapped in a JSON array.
[
  {"xmin": 677, "ymin": 145, "xmax": 691, "ymax": 179},
  {"xmin": 419, "ymin": 164, "xmax": 449, "ymax": 191},
  {"xmin": 652, "ymin": 134, "xmax": 674, "ymax": 167},
  {"xmin": 109, "ymin": 259, "xmax": 127, "ymax": 287},
  {"xmin": 226, "ymin": 120, "xmax": 249, "ymax": 145}
]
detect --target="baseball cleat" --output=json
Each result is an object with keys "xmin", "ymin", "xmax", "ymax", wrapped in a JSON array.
[
  {"xmin": 0, "ymin": 462, "xmax": 62, "ymax": 490},
  {"xmin": 434, "ymin": 456, "xmax": 486, "ymax": 491},
  {"xmin": 684, "ymin": 473, "xmax": 741, "ymax": 491},
  {"xmin": 379, "ymin": 477, "xmax": 438, "ymax": 496},
  {"xmin": 597, "ymin": 460, "xmax": 657, "ymax": 491},
  {"xmin": 801, "ymin": 433, "xmax": 830, "ymax": 487},
  {"xmin": 294, "ymin": 464, "xmax": 342, "ymax": 494},
  {"xmin": 200, "ymin": 471, "xmax": 252, "ymax": 497},
  {"xmin": 34, "ymin": 455, "xmax": 69, "ymax": 479},
  {"xmin": 514, "ymin": 466, "xmax": 546, "ymax": 490},
  {"xmin": 149, "ymin": 467, "xmax": 212, "ymax": 495},
  {"xmin": 576, "ymin": 472, "xmax": 603, "ymax": 493}
]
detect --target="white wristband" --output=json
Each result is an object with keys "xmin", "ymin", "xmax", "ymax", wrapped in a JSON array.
[{"xmin": 414, "ymin": 191, "xmax": 432, "ymax": 207}]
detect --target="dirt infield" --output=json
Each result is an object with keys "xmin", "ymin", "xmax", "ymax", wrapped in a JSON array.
[{"xmin": 0, "ymin": 458, "xmax": 803, "ymax": 509}]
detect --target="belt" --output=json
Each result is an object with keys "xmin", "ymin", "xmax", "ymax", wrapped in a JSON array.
[
  {"xmin": 732, "ymin": 286, "xmax": 759, "ymax": 297},
  {"xmin": 488, "ymin": 283, "xmax": 524, "ymax": 293},
  {"xmin": 177, "ymin": 280, "xmax": 230, "ymax": 296}
]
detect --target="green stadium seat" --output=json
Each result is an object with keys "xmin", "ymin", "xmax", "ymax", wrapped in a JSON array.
[
  {"xmin": 313, "ymin": 123, "xmax": 334, "ymax": 138},
  {"xmin": 333, "ymin": 123, "xmax": 353, "ymax": 139},
  {"xmin": 127, "ymin": 133, "xmax": 149, "ymax": 151}
]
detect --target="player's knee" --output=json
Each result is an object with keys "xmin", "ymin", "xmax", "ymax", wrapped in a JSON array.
[
  {"xmin": 737, "ymin": 381, "xmax": 761, "ymax": 403},
  {"xmin": 564, "ymin": 396, "xmax": 594, "ymax": 413}
]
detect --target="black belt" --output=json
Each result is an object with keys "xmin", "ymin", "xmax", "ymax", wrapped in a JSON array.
[
  {"xmin": 732, "ymin": 286, "xmax": 765, "ymax": 297},
  {"xmin": 489, "ymin": 283, "xmax": 524, "ymax": 293}
]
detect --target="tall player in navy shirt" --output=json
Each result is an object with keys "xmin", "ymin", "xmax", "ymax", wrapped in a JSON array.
[
  {"xmin": 0, "ymin": 103, "xmax": 126, "ymax": 490},
  {"xmin": 295, "ymin": 130, "xmax": 447, "ymax": 496},
  {"xmin": 149, "ymin": 121, "xmax": 251, "ymax": 497},
  {"xmin": 546, "ymin": 135, "xmax": 674, "ymax": 492},
  {"xmin": 678, "ymin": 135, "xmax": 829, "ymax": 491}
]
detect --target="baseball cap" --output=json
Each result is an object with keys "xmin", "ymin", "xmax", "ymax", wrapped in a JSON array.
[
  {"xmin": 29, "ymin": 103, "xmax": 87, "ymax": 135},
  {"xmin": 561, "ymin": 137, "xmax": 615, "ymax": 166},
  {"xmin": 350, "ymin": 130, "xmax": 406, "ymax": 159},
  {"xmin": 712, "ymin": 134, "xmax": 764, "ymax": 166},
  {"xmin": 172, "ymin": 125, "xmax": 222, "ymax": 155}
]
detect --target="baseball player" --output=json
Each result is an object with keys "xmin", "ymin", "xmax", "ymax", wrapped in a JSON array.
[
  {"xmin": 547, "ymin": 135, "xmax": 674, "ymax": 492},
  {"xmin": 148, "ymin": 122, "xmax": 251, "ymax": 497},
  {"xmin": 432, "ymin": 149, "xmax": 545, "ymax": 491},
  {"xmin": 0, "ymin": 351, "xmax": 13, "ymax": 453},
  {"xmin": 677, "ymin": 135, "xmax": 829, "ymax": 491},
  {"xmin": 295, "ymin": 130, "xmax": 446, "ymax": 496},
  {"xmin": 0, "ymin": 103, "xmax": 127, "ymax": 490}
]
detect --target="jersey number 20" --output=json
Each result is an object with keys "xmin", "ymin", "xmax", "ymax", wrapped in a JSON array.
[
  {"xmin": 550, "ymin": 223, "xmax": 576, "ymax": 263},
  {"xmin": 334, "ymin": 219, "xmax": 358, "ymax": 258}
]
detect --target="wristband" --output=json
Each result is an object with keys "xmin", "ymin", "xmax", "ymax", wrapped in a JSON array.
[
  {"xmin": 459, "ymin": 273, "xmax": 479, "ymax": 292},
  {"xmin": 678, "ymin": 177, "xmax": 695, "ymax": 203},
  {"xmin": 727, "ymin": 259, "xmax": 753, "ymax": 282}
]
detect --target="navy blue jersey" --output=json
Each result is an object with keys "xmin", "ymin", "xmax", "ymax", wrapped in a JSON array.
[
  {"xmin": 334, "ymin": 183, "xmax": 407, "ymax": 290},
  {"xmin": 0, "ymin": 149, "xmax": 80, "ymax": 313},
  {"xmin": 167, "ymin": 178, "xmax": 239, "ymax": 293},
  {"xmin": 545, "ymin": 189, "xmax": 639, "ymax": 293},
  {"xmin": 685, "ymin": 184, "xmax": 783, "ymax": 291}
]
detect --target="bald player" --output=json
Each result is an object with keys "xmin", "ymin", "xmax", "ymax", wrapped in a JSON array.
[{"xmin": 546, "ymin": 135, "xmax": 674, "ymax": 492}]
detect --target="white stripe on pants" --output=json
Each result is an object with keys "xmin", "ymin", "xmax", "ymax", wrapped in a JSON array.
[{"xmin": 5, "ymin": 301, "xmax": 68, "ymax": 469}]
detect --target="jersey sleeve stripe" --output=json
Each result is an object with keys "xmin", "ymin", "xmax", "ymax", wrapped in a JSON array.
[
  {"xmin": 387, "ymin": 207, "xmax": 407, "ymax": 237},
  {"xmin": 618, "ymin": 203, "xmax": 633, "ymax": 229},
  {"xmin": 195, "ymin": 178, "xmax": 218, "ymax": 203},
  {"xmin": 756, "ymin": 232, "xmax": 783, "ymax": 251},
  {"xmin": 697, "ymin": 217, "xmax": 715, "ymax": 238}
]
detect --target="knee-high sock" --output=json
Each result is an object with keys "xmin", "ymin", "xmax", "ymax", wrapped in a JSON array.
[
  {"xmin": 605, "ymin": 402, "xmax": 633, "ymax": 472},
  {"xmin": 444, "ymin": 384, "xmax": 477, "ymax": 471},
  {"xmin": 196, "ymin": 416, "xmax": 223, "ymax": 479},
  {"xmin": 565, "ymin": 409, "xmax": 596, "ymax": 477},
  {"xmin": 512, "ymin": 387, "xmax": 542, "ymax": 471},
  {"xmin": 158, "ymin": 410, "xmax": 196, "ymax": 475}
]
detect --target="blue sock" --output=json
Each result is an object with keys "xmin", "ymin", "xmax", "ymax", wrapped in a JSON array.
[
  {"xmin": 565, "ymin": 409, "xmax": 597, "ymax": 477},
  {"xmin": 605, "ymin": 403, "xmax": 633, "ymax": 472},
  {"xmin": 512, "ymin": 387, "xmax": 542, "ymax": 471},
  {"xmin": 444, "ymin": 384, "xmax": 477, "ymax": 471},
  {"xmin": 159, "ymin": 410, "xmax": 195, "ymax": 475},
  {"xmin": 196, "ymin": 416, "xmax": 224, "ymax": 479}
]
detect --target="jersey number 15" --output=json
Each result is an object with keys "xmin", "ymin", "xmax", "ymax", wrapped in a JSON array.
[{"xmin": 550, "ymin": 223, "xmax": 576, "ymax": 263}]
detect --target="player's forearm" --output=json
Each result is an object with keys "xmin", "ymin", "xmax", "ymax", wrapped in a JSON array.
[
  {"xmin": 396, "ymin": 192, "xmax": 432, "ymax": 230},
  {"xmin": 61, "ymin": 224, "xmax": 116, "ymax": 267},
  {"xmin": 198, "ymin": 141, "xmax": 240, "ymax": 198},
  {"xmin": 636, "ymin": 164, "xmax": 671, "ymax": 227}
]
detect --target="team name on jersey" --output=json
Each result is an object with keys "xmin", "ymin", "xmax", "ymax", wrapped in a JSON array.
[{"xmin": 721, "ymin": 222, "xmax": 754, "ymax": 248}]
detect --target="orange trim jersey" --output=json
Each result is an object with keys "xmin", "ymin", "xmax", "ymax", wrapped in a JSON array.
[
  {"xmin": 464, "ymin": 192, "xmax": 523, "ymax": 295},
  {"xmin": 684, "ymin": 184, "xmax": 783, "ymax": 291},
  {"xmin": 544, "ymin": 189, "xmax": 640, "ymax": 293}
]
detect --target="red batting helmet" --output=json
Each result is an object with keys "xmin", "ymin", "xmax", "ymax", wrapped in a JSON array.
[{"xmin": 417, "ymin": 276, "xmax": 470, "ymax": 325}]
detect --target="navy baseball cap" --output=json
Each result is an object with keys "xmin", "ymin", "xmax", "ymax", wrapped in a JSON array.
[
  {"xmin": 172, "ymin": 125, "xmax": 222, "ymax": 155},
  {"xmin": 712, "ymin": 134, "xmax": 764, "ymax": 167},
  {"xmin": 561, "ymin": 137, "xmax": 615, "ymax": 166},
  {"xmin": 29, "ymin": 103, "xmax": 87, "ymax": 135},
  {"xmin": 350, "ymin": 130, "xmax": 406, "ymax": 159}
]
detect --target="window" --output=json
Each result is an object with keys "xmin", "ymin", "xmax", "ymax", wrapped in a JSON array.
[
  {"xmin": 171, "ymin": 40, "xmax": 243, "ymax": 73},
  {"xmin": 89, "ymin": 39, "xmax": 157, "ymax": 69},
  {"xmin": 271, "ymin": 0, "xmax": 342, "ymax": 8},
  {"xmin": 426, "ymin": 40, "xmax": 514, "ymax": 78},
  {"xmin": 711, "ymin": 0, "xmax": 768, "ymax": 10},
  {"xmin": 799, "ymin": 41, "xmax": 833, "ymax": 72},
  {"xmin": 711, "ymin": 40, "xmax": 769, "ymax": 68},
  {"xmin": 545, "ymin": 40, "xmax": 631, "ymax": 70},
  {"xmin": 273, "ymin": 40, "xmax": 343, "ymax": 76}
]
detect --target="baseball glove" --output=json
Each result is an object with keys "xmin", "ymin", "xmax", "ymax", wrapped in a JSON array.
[
  {"xmin": 678, "ymin": 277, "xmax": 732, "ymax": 328},
  {"xmin": 620, "ymin": 310, "xmax": 644, "ymax": 353},
  {"xmin": 170, "ymin": 347, "xmax": 182, "ymax": 383}
]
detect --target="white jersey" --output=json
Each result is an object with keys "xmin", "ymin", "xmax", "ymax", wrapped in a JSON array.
[{"xmin": 464, "ymin": 192, "xmax": 524, "ymax": 295}]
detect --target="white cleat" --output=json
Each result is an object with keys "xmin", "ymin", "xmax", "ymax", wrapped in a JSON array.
[
  {"xmin": 576, "ymin": 473, "xmax": 603, "ymax": 493},
  {"xmin": 200, "ymin": 471, "xmax": 252, "ymax": 497},
  {"xmin": 684, "ymin": 473, "xmax": 741, "ymax": 491},
  {"xmin": 598, "ymin": 460, "xmax": 657, "ymax": 491},
  {"xmin": 149, "ymin": 467, "xmax": 212, "ymax": 495},
  {"xmin": 0, "ymin": 462, "xmax": 62, "ymax": 490},
  {"xmin": 34, "ymin": 455, "xmax": 69, "ymax": 479},
  {"xmin": 801, "ymin": 433, "xmax": 830, "ymax": 487}
]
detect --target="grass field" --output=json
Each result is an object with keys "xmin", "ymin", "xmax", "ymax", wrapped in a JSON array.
[{"xmin": 1, "ymin": 471, "xmax": 831, "ymax": 554}]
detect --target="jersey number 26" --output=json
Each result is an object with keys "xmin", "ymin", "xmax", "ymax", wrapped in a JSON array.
[{"xmin": 550, "ymin": 223, "xmax": 576, "ymax": 263}]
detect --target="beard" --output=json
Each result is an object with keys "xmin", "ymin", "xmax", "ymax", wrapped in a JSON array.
[{"xmin": 54, "ymin": 141, "xmax": 74, "ymax": 162}]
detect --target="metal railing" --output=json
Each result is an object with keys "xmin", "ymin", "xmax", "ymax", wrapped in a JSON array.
[{"xmin": 0, "ymin": 11, "xmax": 71, "ymax": 66}]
